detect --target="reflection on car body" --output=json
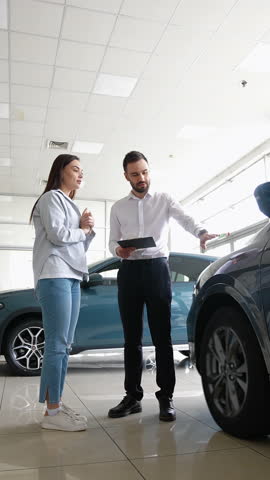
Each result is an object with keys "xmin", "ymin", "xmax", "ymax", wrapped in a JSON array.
[
  {"xmin": 0, "ymin": 252, "xmax": 217, "ymax": 376},
  {"xmin": 187, "ymin": 221, "xmax": 270, "ymax": 438}
]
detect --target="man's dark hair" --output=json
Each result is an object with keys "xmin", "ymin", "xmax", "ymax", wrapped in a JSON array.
[{"xmin": 123, "ymin": 151, "xmax": 148, "ymax": 172}]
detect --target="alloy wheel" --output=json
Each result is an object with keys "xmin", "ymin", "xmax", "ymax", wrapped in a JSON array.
[
  {"xmin": 205, "ymin": 326, "xmax": 248, "ymax": 417},
  {"xmin": 11, "ymin": 326, "xmax": 44, "ymax": 371}
]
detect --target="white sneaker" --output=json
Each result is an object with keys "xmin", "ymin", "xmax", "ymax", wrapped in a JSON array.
[
  {"xmin": 61, "ymin": 403, "xmax": 87, "ymax": 423},
  {"xmin": 41, "ymin": 410, "xmax": 87, "ymax": 431}
]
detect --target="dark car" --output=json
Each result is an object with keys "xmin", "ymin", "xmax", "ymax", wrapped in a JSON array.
[
  {"xmin": 0, "ymin": 252, "xmax": 216, "ymax": 376},
  {"xmin": 187, "ymin": 220, "xmax": 270, "ymax": 438}
]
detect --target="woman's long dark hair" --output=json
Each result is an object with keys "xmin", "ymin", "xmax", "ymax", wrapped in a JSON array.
[{"xmin": 30, "ymin": 154, "xmax": 79, "ymax": 223}]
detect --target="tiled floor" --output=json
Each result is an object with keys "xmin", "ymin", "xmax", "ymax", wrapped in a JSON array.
[{"xmin": 1, "ymin": 356, "xmax": 270, "ymax": 479}]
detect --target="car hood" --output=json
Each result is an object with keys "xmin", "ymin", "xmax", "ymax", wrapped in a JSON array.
[
  {"xmin": 196, "ymin": 247, "xmax": 251, "ymax": 290},
  {"xmin": 0, "ymin": 288, "xmax": 33, "ymax": 295}
]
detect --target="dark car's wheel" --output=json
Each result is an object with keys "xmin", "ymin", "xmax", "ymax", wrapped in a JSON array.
[
  {"xmin": 4, "ymin": 318, "xmax": 44, "ymax": 376},
  {"xmin": 200, "ymin": 306, "xmax": 270, "ymax": 438}
]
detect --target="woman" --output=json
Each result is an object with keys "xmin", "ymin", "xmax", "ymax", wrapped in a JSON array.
[{"xmin": 30, "ymin": 154, "xmax": 94, "ymax": 431}]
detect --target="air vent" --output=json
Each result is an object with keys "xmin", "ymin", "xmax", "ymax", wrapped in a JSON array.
[{"xmin": 47, "ymin": 140, "xmax": 69, "ymax": 150}]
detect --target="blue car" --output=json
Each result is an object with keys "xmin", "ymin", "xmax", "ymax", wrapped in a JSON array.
[{"xmin": 0, "ymin": 252, "xmax": 216, "ymax": 376}]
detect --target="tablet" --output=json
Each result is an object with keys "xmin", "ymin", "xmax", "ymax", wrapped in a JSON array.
[{"xmin": 118, "ymin": 236, "xmax": 156, "ymax": 249}]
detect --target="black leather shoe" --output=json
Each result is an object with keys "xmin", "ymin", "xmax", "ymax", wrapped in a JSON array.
[
  {"xmin": 108, "ymin": 395, "xmax": 142, "ymax": 418},
  {"xmin": 158, "ymin": 397, "xmax": 176, "ymax": 422}
]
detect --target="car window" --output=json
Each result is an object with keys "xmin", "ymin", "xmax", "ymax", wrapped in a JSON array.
[{"xmin": 169, "ymin": 255, "xmax": 214, "ymax": 282}]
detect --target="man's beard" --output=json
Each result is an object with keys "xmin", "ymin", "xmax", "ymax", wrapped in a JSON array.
[{"xmin": 131, "ymin": 180, "xmax": 150, "ymax": 193}]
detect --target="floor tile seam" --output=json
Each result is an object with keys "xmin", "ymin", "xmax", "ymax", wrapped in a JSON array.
[
  {"xmin": 129, "ymin": 445, "xmax": 256, "ymax": 462},
  {"xmin": 65, "ymin": 379, "xmax": 99, "ymax": 417},
  {"xmin": 0, "ymin": 459, "xmax": 135, "ymax": 473},
  {"xmin": 127, "ymin": 445, "xmax": 247, "ymax": 461},
  {"xmin": 0, "ymin": 424, "xmax": 103, "ymax": 435},
  {"xmin": 102, "ymin": 427, "xmax": 147, "ymax": 480},
  {"xmin": 173, "ymin": 406, "xmax": 220, "ymax": 431},
  {"xmin": 239, "ymin": 444, "xmax": 270, "ymax": 461},
  {"xmin": 65, "ymin": 378, "xmax": 146, "ymax": 474}
]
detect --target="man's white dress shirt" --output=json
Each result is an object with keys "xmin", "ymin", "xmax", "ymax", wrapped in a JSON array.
[{"xmin": 109, "ymin": 191, "xmax": 205, "ymax": 260}]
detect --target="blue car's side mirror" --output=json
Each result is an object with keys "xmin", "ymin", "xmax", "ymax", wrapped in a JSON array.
[
  {"xmin": 81, "ymin": 273, "xmax": 103, "ymax": 288},
  {"xmin": 254, "ymin": 182, "xmax": 270, "ymax": 218},
  {"xmin": 88, "ymin": 273, "xmax": 103, "ymax": 287}
]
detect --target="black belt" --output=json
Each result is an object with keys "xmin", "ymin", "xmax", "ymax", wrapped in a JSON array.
[{"xmin": 122, "ymin": 257, "xmax": 166, "ymax": 264}]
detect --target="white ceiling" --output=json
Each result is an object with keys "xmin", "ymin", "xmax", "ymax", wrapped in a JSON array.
[{"xmin": 1, "ymin": 0, "xmax": 270, "ymax": 201}]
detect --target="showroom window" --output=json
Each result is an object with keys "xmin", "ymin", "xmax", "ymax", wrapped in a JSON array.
[{"xmin": 0, "ymin": 195, "xmax": 113, "ymax": 290}]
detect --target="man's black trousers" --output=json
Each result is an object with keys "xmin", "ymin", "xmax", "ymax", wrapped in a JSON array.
[{"xmin": 117, "ymin": 257, "xmax": 176, "ymax": 400}]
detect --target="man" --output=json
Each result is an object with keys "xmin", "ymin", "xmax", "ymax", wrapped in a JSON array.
[{"xmin": 108, "ymin": 151, "xmax": 216, "ymax": 421}]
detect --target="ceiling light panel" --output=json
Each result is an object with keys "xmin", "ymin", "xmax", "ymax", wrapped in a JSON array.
[
  {"xmin": 0, "ymin": 0, "xmax": 7, "ymax": 29},
  {"xmin": 0, "ymin": 103, "xmax": 9, "ymax": 119},
  {"xmin": 0, "ymin": 158, "xmax": 10, "ymax": 166},
  {"xmin": 72, "ymin": 141, "xmax": 103, "ymax": 154},
  {"xmin": 93, "ymin": 73, "xmax": 137, "ymax": 97}
]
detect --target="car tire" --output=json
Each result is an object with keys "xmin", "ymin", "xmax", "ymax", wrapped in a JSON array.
[
  {"xmin": 200, "ymin": 306, "xmax": 270, "ymax": 438},
  {"xmin": 4, "ymin": 318, "xmax": 44, "ymax": 376}
]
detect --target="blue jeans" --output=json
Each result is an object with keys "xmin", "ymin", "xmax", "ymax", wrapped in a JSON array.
[{"xmin": 36, "ymin": 278, "xmax": 81, "ymax": 404}]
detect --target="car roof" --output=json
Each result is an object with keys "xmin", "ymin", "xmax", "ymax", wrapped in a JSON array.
[{"xmin": 88, "ymin": 252, "xmax": 218, "ymax": 273}]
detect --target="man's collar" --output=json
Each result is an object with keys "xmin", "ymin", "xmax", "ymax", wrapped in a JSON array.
[{"xmin": 128, "ymin": 190, "xmax": 153, "ymax": 200}]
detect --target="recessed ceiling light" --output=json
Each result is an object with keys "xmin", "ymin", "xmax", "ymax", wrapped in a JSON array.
[
  {"xmin": 237, "ymin": 43, "xmax": 270, "ymax": 72},
  {"xmin": 0, "ymin": 103, "xmax": 9, "ymax": 119},
  {"xmin": 93, "ymin": 73, "xmax": 138, "ymax": 97},
  {"xmin": 178, "ymin": 125, "xmax": 217, "ymax": 139},
  {"xmin": 72, "ymin": 141, "xmax": 104, "ymax": 154},
  {"xmin": 0, "ymin": 0, "xmax": 7, "ymax": 29},
  {"xmin": 0, "ymin": 158, "xmax": 10, "ymax": 166}
]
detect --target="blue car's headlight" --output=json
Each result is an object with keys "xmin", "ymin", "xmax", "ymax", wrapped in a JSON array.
[{"xmin": 0, "ymin": 302, "xmax": 5, "ymax": 310}]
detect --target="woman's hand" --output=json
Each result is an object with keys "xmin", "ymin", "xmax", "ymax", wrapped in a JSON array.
[{"xmin": 80, "ymin": 208, "xmax": 95, "ymax": 234}]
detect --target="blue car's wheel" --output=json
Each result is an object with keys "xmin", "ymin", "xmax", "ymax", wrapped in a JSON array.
[
  {"xmin": 4, "ymin": 318, "xmax": 44, "ymax": 376},
  {"xmin": 200, "ymin": 306, "xmax": 270, "ymax": 438}
]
